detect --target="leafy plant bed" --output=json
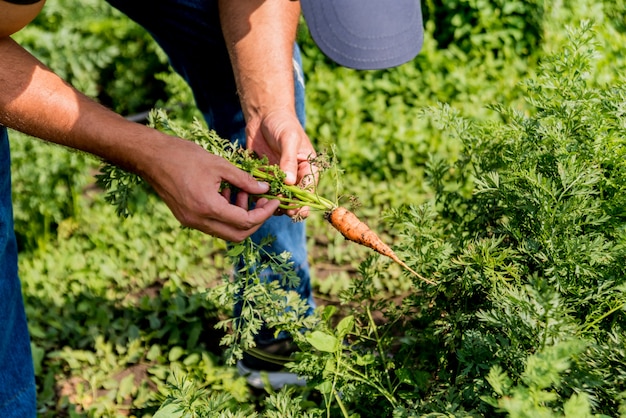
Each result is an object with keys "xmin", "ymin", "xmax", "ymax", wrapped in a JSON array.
[
  {"xmin": 10, "ymin": 3, "xmax": 626, "ymax": 417},
  {"xmin": 153, "ymin": 24, "xmax": 626, "ymax": 418}
]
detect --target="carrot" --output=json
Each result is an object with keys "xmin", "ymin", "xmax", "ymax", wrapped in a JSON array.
[{"xmin": 326, "ymin": 207, "xmax": 435, "ymax": 285}]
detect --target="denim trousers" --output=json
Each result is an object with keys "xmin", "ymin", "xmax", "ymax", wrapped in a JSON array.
[
  {"xmin": 0, "ymin": 126, "xmax": 37, "ymax": 417},
  {"xmin": 107, "ymin": 0, "xmax": 314, "ymax": 344}
]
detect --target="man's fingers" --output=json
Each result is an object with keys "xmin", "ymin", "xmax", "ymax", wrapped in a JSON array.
[
  {"xmin": 224, "ymin": 198, "xmax": 280, "ymax": 241},
  {"xmin": 198, "ymin": 197, "xmax": 280, "ymax": 242},
  {"xmin": 235, "ymin": 189, "xmax": 250, "ymax": 209},
  {"xmin": 250, "ymin": 197, "xmax": 280, "ymax": 220}
]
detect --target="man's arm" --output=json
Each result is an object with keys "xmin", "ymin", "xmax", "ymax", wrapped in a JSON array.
[
  {"xmin": 218, "ymin": 0, "xmax": 317, "ymax": 189},
  {"xmin": 0, "ymin": 36, "xmax": 279, "ymax": 241}
]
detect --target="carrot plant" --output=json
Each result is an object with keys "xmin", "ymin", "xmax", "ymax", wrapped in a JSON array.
[
  {"xmin": 408, "ymin": 23, "xmax": 626, "ymax": 416},
  {"xmin": 99, "ymin": 20, "xmax": 626, "ymax": 417},
  {"xmin": 97, "ymin": 109, "xmax": 434, "ymax": 285}
]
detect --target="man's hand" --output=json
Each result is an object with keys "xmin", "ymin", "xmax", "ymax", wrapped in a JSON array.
[
  {"xmin": 246, "ymin": 109, "xmax": 318, "ymax": 217},
  {"xmin": 248, "ymin": 108, "xmax": 317, "ymax": 186},
  {"xmin": 141, "ymin": 136, "xmax": 280, "ymax": 242},
  {"xmin": 219, "ymin": 0, "xmax": 318, "ymax": 218}
]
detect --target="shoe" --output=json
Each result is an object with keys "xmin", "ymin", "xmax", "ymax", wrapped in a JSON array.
[{"xmin": 236, "ymin": 339, "xmax": 306, "ymax": 390}]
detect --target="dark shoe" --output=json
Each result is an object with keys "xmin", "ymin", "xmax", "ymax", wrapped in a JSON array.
[{"xmin": 236, "ymin": 339, "xmax": 306, "ymax": 389}]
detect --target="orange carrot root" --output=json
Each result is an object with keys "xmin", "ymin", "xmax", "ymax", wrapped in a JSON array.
[{"xmin": 325, "ymin": 207, "xmax": 435, "ymax": 285}]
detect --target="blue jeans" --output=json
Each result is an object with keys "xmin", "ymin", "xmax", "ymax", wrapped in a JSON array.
[
  {"xmin": 106, "ymin": 0, "xmax": 315, "ymax": 344},
  {"xmin": 0, "ymin": 126, "xmax": 37, "ymax": 417}
]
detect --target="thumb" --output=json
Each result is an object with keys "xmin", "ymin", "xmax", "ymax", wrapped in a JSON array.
[{"xmin": 279, "ymin": 141, "xmax": 299, "ymax": 186}]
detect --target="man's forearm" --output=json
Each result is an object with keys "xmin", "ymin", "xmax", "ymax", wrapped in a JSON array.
[
  {"xmin": 218, "ymin": 0, "xmax": 301, "ymax": 123},
  {"xmin": 0, "ymin": 37, "xmax": 172, "ymax": 177}
]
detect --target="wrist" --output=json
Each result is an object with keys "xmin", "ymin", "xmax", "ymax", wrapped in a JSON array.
[{"xmin": 237, "ymin": 76, "xmax": 296, "ymax": 122}]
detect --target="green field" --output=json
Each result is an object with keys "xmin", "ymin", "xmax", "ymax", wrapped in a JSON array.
[{"xmin": 9, "ymin": 0, "xmax": 626, "ymax": 416}]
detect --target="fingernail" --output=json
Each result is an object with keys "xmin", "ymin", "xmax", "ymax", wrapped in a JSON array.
[
  {"xmin": 258, "ymin": 181, "xmax": 269, "ymax": 190},
  {"xmin": 285, "ymin": 172, "xmax": 296, "ymax": 184}
]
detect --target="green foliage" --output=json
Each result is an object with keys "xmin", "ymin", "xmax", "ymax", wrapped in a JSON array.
[
  {"xmin": 96, "ymin": 162, "xmax": 151, "ymax": 219},
  {"xmin": 211, "ymin": 235, "xmax": 316, "ymax": 365},
  {"xmin": 402, "ymin": 23, "xmax": 626, "ymax": 416},
  {"xmin": 482, "ymin": 340, "xmax": 596, "ymax": 418},
  {"xmin": 423, "ymin": 0, "xmax": 544, "ymax": 57},
  {"xmin": 19, "ymin": 192, "xmax": 247, "ymax": 416},
  {"xmin": 9, "ymin": 136, "xmax": 95, "ymax": 251},
  {"xmin": 154, "ymin": 383, "xmax": 319, "ymax": 418}
]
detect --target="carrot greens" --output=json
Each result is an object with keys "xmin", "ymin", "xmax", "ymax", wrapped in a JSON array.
[{"xmin": 98, "ymin": 109, "xmax": 433, "ymax": 283}]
